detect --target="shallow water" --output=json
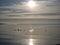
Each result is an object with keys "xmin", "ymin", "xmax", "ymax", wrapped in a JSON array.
[{"xmin": 0, "ymin": 19, "xmax": 60, "ymax": 45}]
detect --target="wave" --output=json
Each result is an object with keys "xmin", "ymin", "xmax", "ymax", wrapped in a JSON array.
[{"xmin": 0, "ymin": 23, "xmax": 7, "ymax": 25}]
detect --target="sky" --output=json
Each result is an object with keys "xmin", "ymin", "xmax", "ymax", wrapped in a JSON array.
[{"xmin": 0, "ymin": 0, "xmax": 60, "ymax": 19}]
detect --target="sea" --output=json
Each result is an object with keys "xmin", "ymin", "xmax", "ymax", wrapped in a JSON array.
[{"xmin": 0, "ymin": 19, "xmax": 60, "ymax": 45}]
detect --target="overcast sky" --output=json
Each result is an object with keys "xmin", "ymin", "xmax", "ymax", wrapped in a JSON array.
[{"xmin": 0, "ymin": 0, "xmax": 60, "ymax": 19}]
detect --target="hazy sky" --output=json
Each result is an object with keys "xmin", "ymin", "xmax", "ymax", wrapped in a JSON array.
[{"xmin": 0, "ymin": 0, "xmax": 60, "ymax": 19}]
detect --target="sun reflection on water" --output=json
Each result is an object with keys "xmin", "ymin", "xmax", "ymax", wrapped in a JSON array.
[{"xmin": 29, "ymin": 38, "xmax": 34, "ymax": 45}]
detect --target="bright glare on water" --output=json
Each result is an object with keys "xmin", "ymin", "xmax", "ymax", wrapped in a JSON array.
[{"xmin": 0, "ymin": 19, "xmax": 60, "ymax": 45}]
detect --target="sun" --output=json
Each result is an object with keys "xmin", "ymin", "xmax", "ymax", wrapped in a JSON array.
[{"xmin": 27, "ymin": 0, "xmax": 36, "ymax": 8}]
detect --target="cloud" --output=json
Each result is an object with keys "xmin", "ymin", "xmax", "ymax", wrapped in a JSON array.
[
  {"xmin": 0, "ymin": 0, "xmax": 60, "ymax": 19},
  {"xmin": 0, "ymin": 0, "xmax": 24, "ymax": 6}
]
